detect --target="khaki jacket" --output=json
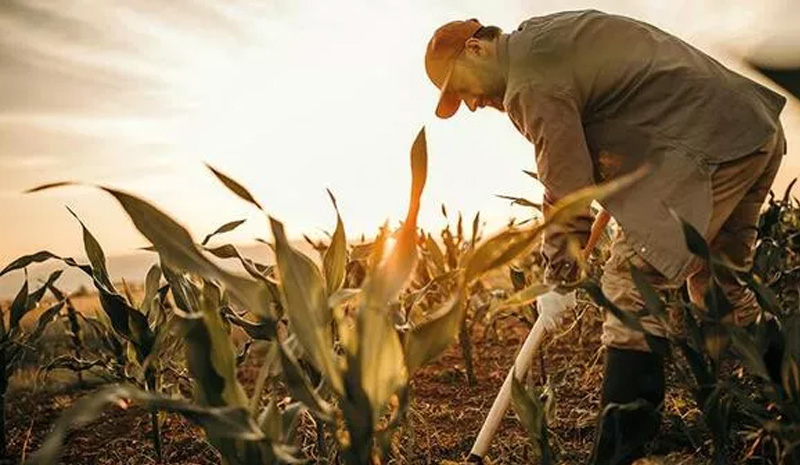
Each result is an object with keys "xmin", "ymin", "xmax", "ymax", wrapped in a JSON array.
[{"xmin": 500, "ymin": 10, "xmax": 787, "ymax": 280}]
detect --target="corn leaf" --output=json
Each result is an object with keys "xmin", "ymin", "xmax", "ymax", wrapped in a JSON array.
[
  {"xmin": 545, "ymin": 166, "xmax": 649, "ymax": 227},
  {"xmin": 27, "ymin": 182, "xmax": 270, "ymax": 319},
  {"xmin": 181, "ymin": 305, "xmax": 248, "ymax": 408},
  {"xmin": 201, "ymin": 219, "xmax": 247, "ymax": 246},
  {"xmin": 672, "ymin": 211, "xmax": 710, "ymax": 260},
  {"xmin": 0, "ymin": 251, "xmax": 62, "ymax": 277},
  {"xmin": 352, "ymin": 129, "xmax": 428, "ymax": 420},
  {"xmin": 465, "ymin": 226, "xmax": 543, "ymax": 284},
  {"xmin": 404, "ymin": 293, "xmax": 464, "ymax": 375},
  {"xmin": 510, "ymin": 374, "xmax": 553, "ymax": 463},
  {"xmin": 141, "ymin": 264, "xmax": 162, "ymax": 317},
  {"xmin": 29, "ymin": 300, "xmax": 65, "ymax": 341},
  {"xmin": 66, "ymin": 206, "xmax": 115, "ymax": 292},
  {"xmin": 630, "ymin": 264, "xmax": 666, "ymax": 320},
  {"xmin": 495, "ymin": 283, "xmax": 553, "ymax": 312},
  {"xmin": 8, "ymin": 278, "xmax": 29, "ymax": 333},
  {"xmin": 278, "ymin": 344, "xmax": 333, "ymax": 420},
  {"xmin": 729, "ymin": 326, "xmax": 771, "ymax": 381},
  {"xmin": 26, "ymin": 384, "xmax": 265, "ymax": 465},
  {"xmin": 206, "ymin": 164, "xmax": 263, "ymax": 210},
  {"xmin": 323, "ymin": 189, "xmax": 347, "ymax": 295},
  {"xmin": 496, "ymin": 194, "xmax": 542, "ymax": 210},
  {"xmin": 270, "ymin": 216, "xmax": 343, "ymax": 394}
]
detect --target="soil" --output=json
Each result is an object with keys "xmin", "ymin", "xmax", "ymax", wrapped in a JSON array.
[{"xmin": 4, "ymin": 301, "xmax": 725, "ymax": 464}]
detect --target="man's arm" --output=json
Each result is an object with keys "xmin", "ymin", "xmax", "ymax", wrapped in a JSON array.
[{"xmin": 505, "ymin": 84, "xmax": 596, "ymax": 286}]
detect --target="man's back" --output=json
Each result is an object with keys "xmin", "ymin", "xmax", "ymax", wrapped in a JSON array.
[
  {"xmin": 499, "ymin": 10, "xmax": 787, "ymax": 279},
  {"xmin": 503, "ymin": 10, "xmax": 785, "ymax": 165}
]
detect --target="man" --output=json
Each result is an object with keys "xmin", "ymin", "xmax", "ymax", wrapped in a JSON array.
[{"xmin": 424, "ymin": 10, "xmax": 787, "ymax": 464}]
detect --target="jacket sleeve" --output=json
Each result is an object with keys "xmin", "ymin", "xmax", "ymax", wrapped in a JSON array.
[{"xmin": 505, "ymin": 85, "xmax": 596, "ymax": 285}]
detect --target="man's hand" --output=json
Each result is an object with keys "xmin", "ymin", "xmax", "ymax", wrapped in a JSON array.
[{"xmin": 536, "ymin": 289, "xmax": 577, "ymax": 331}]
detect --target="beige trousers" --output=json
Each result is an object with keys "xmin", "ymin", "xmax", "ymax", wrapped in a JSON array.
[{"xmin": 601, "ymin": 125, "xmax": 787, "ymax": 351}]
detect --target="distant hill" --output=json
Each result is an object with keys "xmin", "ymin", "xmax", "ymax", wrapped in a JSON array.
[{"xmin": 0, "ymin": 240, "xmax": 323, "ymax": 301}]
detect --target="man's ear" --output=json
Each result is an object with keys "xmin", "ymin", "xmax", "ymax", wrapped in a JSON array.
[{"xmin": 464, "ymin": 37, "xmax": 489, "ymax": 57}]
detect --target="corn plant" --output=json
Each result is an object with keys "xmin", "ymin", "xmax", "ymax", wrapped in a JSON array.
[
  {"xmin": 0, "ymin": 269, "xmax": 64, "ymax": 458},
  {"xmin": 577, "ymin": 199, "xmax": 800, "ymax": 464},
  {"xmin": 2, "ymin": 209, "xmax": 193, "ymax": 461},
  {"xmin": 411, "ymin": 206, "xmax": 486, "ymax": 385},
  {"xmin": 19, "ymin": 126, "xmax": 649, "ymax": 464}
]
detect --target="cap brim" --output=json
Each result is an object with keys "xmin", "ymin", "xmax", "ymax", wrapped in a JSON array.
[{"xmin": 436, "ymin": 91, "xmax": 461, "ymax": 119}]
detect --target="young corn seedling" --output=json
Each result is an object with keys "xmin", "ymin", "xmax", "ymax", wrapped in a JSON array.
[
  {"xmin": 3, "ymin": 210, "xmax": 192, "ymax": 461},
  {"xmin": 0, "ymin": 268, "xmax": 64, "ymax": 458}
]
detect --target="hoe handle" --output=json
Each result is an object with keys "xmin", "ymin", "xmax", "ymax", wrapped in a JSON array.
[{"xmin": 468, "ymin": 209, "xmax": 611, "ymax": 461}]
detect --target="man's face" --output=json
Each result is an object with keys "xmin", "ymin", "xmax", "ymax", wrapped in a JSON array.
[{"xmin": 445, "ymin": 50, "xmax": 506, "ymax": 113}]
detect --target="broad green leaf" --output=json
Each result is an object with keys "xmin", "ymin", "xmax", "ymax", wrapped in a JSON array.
[
  {"xmin": 406, "ymin": 127, "xmax": 428, "ymax": 229},
  {"xmin": 523, "ymin": 169, "xmax": 540, "ymax": 181},
  {"xmin": 27, "ymin": 182, "xmax": 269, "ymax": 319},
  {"xmin": 671, "ymin": 211, "xmax": 710, "ymax": 260},
  {"xmin": 258, "ymin": 397, "xmax": 283, "ymax": 441},
  {"xmin": 222, "ymin": 307, "xmax": 275, "ymax": 340},
  {"xmin": 470, "ymin": 211, "xmax": 481, "ymax": 247},
  {"xmin": 739, "ymin": 271, "xmax": 781, "ymax": 314},
  {"xmin": 351, "ymin": 129, "xmax": 428, "ymax": 420},
  {"xmin": 10, "ymin": 270, "xmax": 64, "ymax": 332},
  {"xmin": 141, "ymin": 264, "xmax": 162, "ymax": 317},
  {"xmin": 357, "ymin": 228, "xmax": 412, "ymax": 422},
  {"xmin": 496, "ymin": 194, "xmax": 542, "ymax": 210},
  {"xmin": 0, "ymin": 251, "xmax": 61, "ymax": 277},
  {"xmin": 181, "ymin": 303, "xmax": 248, "ymax": 408},
  {"xmin": 340, "ymin": 352, "xmax": 375, "ymax": 464},
  {"xmin": 510, "ymin": 374, "xmax": 553, "ymax": 463},
  {"xmin": 328, "ymin": 288, "xmax": 361, "ymax": 309},
  {"xmin": 580, "ymin": 280, "xmax": 646, "ymax": 333},
  {"xmin": 270, "ymin": 217, "xmax": 342, "ymax": 394},
  {"xmin": 162, "ymin": 265, "xmax": 201, "ymax": 313},
  {"xmin": 66, "ymin": 206, "xmax": 115, "ymax": 291},
  {"xmin": 404, "ymin": 293, "xmax": 464, "ymax": 375},
  {"xmin": 29, "ymin": 300, "xmax": 65, "ymax": 341},
  {"xmin": 278, "ymin": 344, "xmax": 333, "ymax": 420},
  {"xmin": 729, "ymin": 326, "xmax": 771, "ymax": 381},
  {"xmin": 630, "ymin": 264, "xmax": 666, "ymax": 320},
  {"xmin": 27, "ymin": 384, "xmax": 265, "ymax": 465},
  {"xmin": 206, "ymin": 163, "xmax": 263, "ymax": 210},
  {"xmin": 495, "ymin": 283, "xmax": 553, "ymax": 312},
  {"xmin": 8, "ymin": 278, "xmax": 29, "ymax": 332},
  {"xmin": 545, "ymin": 166, "xmax": 650, "ymax": 227},
  {"xmin": 202, "ymin": 219, "xmax": 247, "ymax": 246},
  {"xmin": 102, "ymin": 188, "xmax": 267, "ymax": 316},
  {"xmin": 702, "ymin": 323, "xmax": 730, "ymax": 363},
  {"xmin": 362, "ymin": 127, "xmax": 428, "ymax": 304},
  {"xmin": 465, "ymin": 226, "xmax": 543, "ymax": 284},
  {"xmin": 322, "ymin": 189, "xmax": 347, "ymax": 295},
  {"xmin": 204, "ymin": 244, "xmax": 270, "ymax": 284}
]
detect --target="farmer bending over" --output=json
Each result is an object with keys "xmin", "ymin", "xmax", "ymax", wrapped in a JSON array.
[{"xmin": 424, "ymin": 10, "xmax": 787, "ymax": 464}]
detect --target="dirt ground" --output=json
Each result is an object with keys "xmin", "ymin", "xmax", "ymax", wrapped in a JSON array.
[{"xmin": 4, "ymin": 291, "xmax": 730, "ymax": 465}]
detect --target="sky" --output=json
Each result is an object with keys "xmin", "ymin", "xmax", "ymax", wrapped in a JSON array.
[{"xmin": 0, "ymin": 0, "xmax": 799, "ymax": 268}]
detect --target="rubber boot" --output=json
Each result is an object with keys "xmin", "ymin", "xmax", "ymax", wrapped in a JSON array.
[
  {"xmin": 589, "ymin": 347, "xmax": 666, "ymax": 465},
  {"xmin": 760, "ymin": 315, "xmax": 785, "ymax": 385}
]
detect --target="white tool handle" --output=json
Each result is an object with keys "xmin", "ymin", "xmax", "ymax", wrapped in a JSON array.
[
  {"xmin": 469, "ymin": 208, "xmax": 610, "ymax": 461},
  {"xmin": 469, "ymin": 314, "xmax": 549, "ymax": 459}
]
